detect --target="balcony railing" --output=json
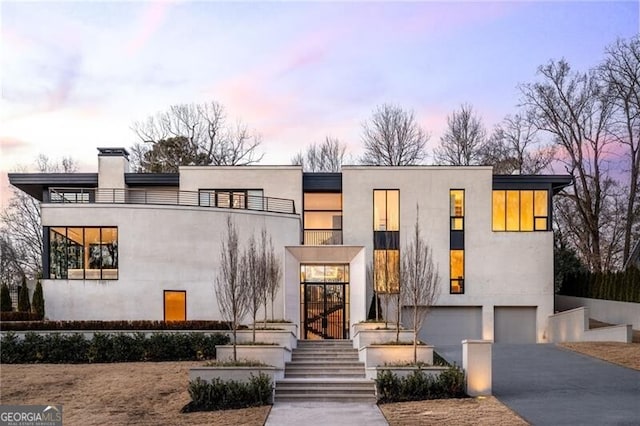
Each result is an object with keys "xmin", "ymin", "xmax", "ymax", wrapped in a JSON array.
[
  {"xmin": 304, "ymin": 230, "xmax": 343, "ymax": 245},
  {"xmin": 48, "ymin": 187, "xmax": 297, "ymax": 215}
]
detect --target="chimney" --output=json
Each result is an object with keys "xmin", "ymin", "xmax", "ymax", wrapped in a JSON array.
[{"xmin": 97, "ymin": 147, "xmax": 130, "ymax": 196}]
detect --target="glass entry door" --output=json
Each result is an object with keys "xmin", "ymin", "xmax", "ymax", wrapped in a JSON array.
[{"xmin": 301, "ymin": 265, "xmax": 349, "ymax": 339}]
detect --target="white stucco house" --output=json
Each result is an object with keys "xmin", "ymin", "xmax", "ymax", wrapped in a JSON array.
[{"xmin": 8, "ymin": 147, "xmax": 572, "ymax": 344}]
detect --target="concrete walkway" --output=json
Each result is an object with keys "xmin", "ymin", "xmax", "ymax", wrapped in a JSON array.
[
  {"xmin": 265, "ymin": 402, "xmax": 388, "ymax": 425},
  {"xmin": 438, "ymin": 343, "xmax": 640, "ymax": 425}
]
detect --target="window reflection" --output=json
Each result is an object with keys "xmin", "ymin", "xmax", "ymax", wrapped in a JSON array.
[
  {"xmin": 374, "ymin": 249, "xmax": 399, "ymax": 294},
  {"xmin": 49, "ymin": 227, "xmax": 118, "ymax": 280}
]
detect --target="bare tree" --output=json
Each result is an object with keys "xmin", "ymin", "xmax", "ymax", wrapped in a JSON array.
[
  {"xmin": 215, "ymin": 216, "xmax": 250, "ymax": 361},
  {"xmin": 131, "ymin": 101, "xmax": 263, "ymax": 171},
  {"xmin": 521, "ymin": 59, "xmax": 617, "ymax": 271},
  {"xmin": 291, "ymin": 137, "xmax": 348, "ymax": 172},
  {"xmin": 600, "ymin": 36, "xmax": 640, "ymax": 261},
  {"xmin": 264, "ymin": 235, "xmax": 282, "ymax": 322},
  {"xmin": 243, "ymin": 234, "xmax": 267, "ymax": 343},
  {"xmin": 401, "ymin": 207, "xmax": 440, "ymax": 363},
  {"xmin": 1, "ymin": 155, "xmax": 78, "ymax": 281},
  {"xmin": 434, "ymin": 104, "xmax": 488, "ymax": 166},
  {"xmin": 360, "ymin": 104, "xmax": 430, "ymax": 165},
  {"xmin": 482, "ymin": 114, "xmax": 557, "ymax": 174}
]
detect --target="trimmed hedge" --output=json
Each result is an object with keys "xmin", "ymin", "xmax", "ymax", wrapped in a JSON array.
[
  {"xmin": 558, "ymin": 268, "xmax": 640, "ymax": 303},
  {"xmin": 375, "ymin": 366, "xmax": 467, "ymax": 403},
  {"xmin": 181, "ymin": 374, "xmax": 272, "ymax": 412},
  {"xmin": 0, "ymin": 320, "xmax": 234, "ymax": 331},
  {"xmin": 0, "ymin": 312, "xmax": 41, "ymax": 322},
  {"xmin": 0, "ymin": 332, "xmax": 230, "ymax": 363}
]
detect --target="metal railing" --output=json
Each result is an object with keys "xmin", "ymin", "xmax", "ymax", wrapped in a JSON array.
[
  {"xmin": 48, "ymin": 187, "xmax": 297, "ymax": 215},
  {"xmin": 303, "ymin": 230, "xmax": 343, "ymax": 245}
]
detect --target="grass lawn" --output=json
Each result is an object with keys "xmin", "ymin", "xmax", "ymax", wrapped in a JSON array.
[
  {"xmin": 558, "ymin": 341, "xmax": 640, "ymax": 371},
  {"xmin": 0, "ymin": 361, "xmax": 531, "ymax": 425}
]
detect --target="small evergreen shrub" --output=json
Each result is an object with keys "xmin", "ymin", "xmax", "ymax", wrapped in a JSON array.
[
  {"xmin": 31, "ymin": 281, "xmax": 45, "ymax": 319},
  {"xmin": 0, "ymin": 283, "xmax": 12, "ymax": 312},
  {"xmin": 375, "ymin": 366, "xmax": 466, "ymax": 403},
  {"xmin": 181, "ymin": 374, "xmax": 273, "ymax": 412},
  {"xmin": 17, "ymin": 279, "xmax": 30, "ymax": 313},
  {"xmin": 0, "ymin": 332, "xmax": 230, "ymax": 364}
]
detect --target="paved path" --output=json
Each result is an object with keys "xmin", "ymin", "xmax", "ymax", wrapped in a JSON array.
[
  {"xmin": 265, "ymin": 402, "xmax": 388, "ymax": 426},
  {"xmin": 439, "ymin": 343, "xmax": 640, "ymax": 425}
]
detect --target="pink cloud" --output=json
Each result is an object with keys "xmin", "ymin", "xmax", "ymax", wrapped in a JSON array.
[{"xmin": 126, "ymin": 1, "xmax": 174, "ymax": 56}]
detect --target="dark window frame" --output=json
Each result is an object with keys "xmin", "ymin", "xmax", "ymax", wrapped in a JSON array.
[
  {"xmin": 372, "ymin": 189, "xmax": 400, "ymax": 232},
  {"xmin": 449, "ymin": 189, "xmax": 465, "ymax": 231},
  {"xmin": 449, "ymin": 249, "xmax": 465, "ymax": 295},
  {"xmin": 492, "ymin": 189, "xmax": 550, "ymax": 232},
  {"xmin": 198, "ymin": 188, "xmax": 264, "ymax": 210},
  {"xmin": 303, "ymin": 191, "xmax": 343, "ymax": 245}
]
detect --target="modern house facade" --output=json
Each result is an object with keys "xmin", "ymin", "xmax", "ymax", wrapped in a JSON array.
[{"xmin": 9, "ymin": 147, "xmax": 571, "ymax": 345}]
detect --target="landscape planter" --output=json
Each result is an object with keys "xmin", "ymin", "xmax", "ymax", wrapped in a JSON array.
[
  {"xmin": 216, "ymin": 345, "xmax": 291, "ymax": 374},
  {"xmin": 353, "ymin": 329, "xmax": 414, "ymax": 349},
  {"xmin": 352, "ymin": 322, "xmax": 400, "ymax": 336},
  {"xmin": 367, "ymin": 365, "xmax": 448, "ymax": 380},
  {"xmin": 359, "ymin": 344, "xmax": 434, "ymax": 368},
  {"xmin": 234, "ymin": 329, "xmax": 297, "ymax": 349},
  {"xmin": 254, "ymin": 322, "xmax": 298, "ymax": 336},
  {"xmin": 189, "ymin": 366, "xmax": 278, "ymax": 383}
]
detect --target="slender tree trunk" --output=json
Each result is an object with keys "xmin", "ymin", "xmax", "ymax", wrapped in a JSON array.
[
  {"xmin": 252, "ymin": 312, "xmax": 256, "ymax": 343},
  {"xmin": 395, "ymin": 292, "xmax": 401, "ymax": 343},
  {"xmin": 413, "ymin": 306, "xmax": 419, "ymax": 364},
  {"xmin": 232, "ymin": 328, "xmax": 237, "ymax": 362}
]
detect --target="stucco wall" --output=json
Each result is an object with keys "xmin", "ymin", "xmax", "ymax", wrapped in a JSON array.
[
  {"xmin": 41, "ymin": 204, "xmax": 300, "ymax": 321},
  {"xmin": 555, "ymin": 295, "xmax": 640, "ymax": 330},
  {"xmin": 341, "ymin": 166, "xmax": 554, "ymax": 342}
]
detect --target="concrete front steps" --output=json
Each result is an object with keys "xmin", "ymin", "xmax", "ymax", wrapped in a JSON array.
[{"xmin": 274, "ymin": 340, "xmax": 376, "ymax": 402}]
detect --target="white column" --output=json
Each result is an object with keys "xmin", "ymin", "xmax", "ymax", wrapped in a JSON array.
[{"xmin": 462, "ymin": 339, "xmax": 492, "ymax": 396}]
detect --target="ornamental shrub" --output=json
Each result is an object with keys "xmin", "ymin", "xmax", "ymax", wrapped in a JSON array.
[
  {"xmin": 17, "ymin": 278, "xmax": 30, "ymax": 313},
  {"xmin": 0, "ymin": 283, "xmax": 12, "ymax": 312},
  {"xmin": 31, "ymin": 281, "xmax": 45, "ymax": 319},
  {"xmin": 375, "ymin": 366, "xmax": 467, "ymax": 403}
]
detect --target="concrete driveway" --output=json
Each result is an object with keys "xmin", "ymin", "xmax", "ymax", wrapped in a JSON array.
[{"xmin": 438, "ymin": 343, "xmax": 640, "ymax": 425}]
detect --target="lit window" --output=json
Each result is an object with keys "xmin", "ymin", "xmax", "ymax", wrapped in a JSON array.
[
  {"xmin": 373, "ymin": 190, "xmax": 399, "ymax": 231},
  {"xmin": 374, "ymin": 249, "xmax": 400, "ymax": 294},
  {"xmin": 49, "ymin": 227, "xmax": 118, "ymax": 280},
  {"xmin": 492, "ymin": 190, "xmax": 549, "ymax": 232},
  {"xmin": 450, "ymin": 250, "xmax": 464, "ymax": 294},
  {"xmin": 450, "ymin": 190, "xmax": 464, "ymax": 230},
  {"xmin": 164, "ymin": 291, "xmax": 186, "ymax": 321}
]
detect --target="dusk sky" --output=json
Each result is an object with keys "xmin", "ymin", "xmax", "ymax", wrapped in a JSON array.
[{"xmin": 1, "ymin": 1, "xmax": 638, "ymax": 208}]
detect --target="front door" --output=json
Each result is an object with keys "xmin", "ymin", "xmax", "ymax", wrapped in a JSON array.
[{"xmin": 301, "ymin": 264, "xmax": 349, "ymax": 339}]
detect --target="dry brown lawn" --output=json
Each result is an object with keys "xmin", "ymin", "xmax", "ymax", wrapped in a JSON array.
[
  {"xmin": 559, "ymin": 341, "xmax": 640, "ymax": 371},
  {"xmin": 0, "ymin": 362, "xmax": 532, "ymax": 426},
  {"xmin": 0, "ymin": 362, "xmax": 270, "ymax": 425},
  {"xmin": 379, "ymin": 397, "xmax": 529, "ymax": 425}
]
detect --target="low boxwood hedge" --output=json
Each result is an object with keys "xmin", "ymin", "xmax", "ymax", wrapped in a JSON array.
[
  {"xmin": 375, "ymin": 366, "xmax": 467, "ymax": 403},
  {"xmin": 0, "ymin": 331, "xmax": 229, "ymax": 363},
  {"xmin": 181, "ymin": 374, "xmax": 273, "ymax": 412}
]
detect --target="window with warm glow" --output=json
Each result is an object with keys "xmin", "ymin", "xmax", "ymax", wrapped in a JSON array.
[
  {"xmin": 373, "ymin": 190, "xmax": 399, "ymax": 231},
  {"xmin": 450, "ymin": 249, "xmax": 464, "ymax": 294},
  {"xmin": 303, "ymin": 192, "xmax": 342, "ymax": 245},
  {"xmin": 49, "ymin": 227, "xmax": 118, "ymax": 280},
  {"xmin": 492, "ymin": 190, "xmax": 549, "ymax": 231},
  {"xmin": 164, "ymin": 291, "xmax": 186, "ymax": 321},
  {"xmin": 450, "ymin": 190, "xmax": 464, "ymax": 230},
  {"xmin": 374, "ymin": 249, "xmax": 400, "ymax": 294}
]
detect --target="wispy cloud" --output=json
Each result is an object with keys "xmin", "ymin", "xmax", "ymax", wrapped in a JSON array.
[{"xmin": 126, "ymin": 1, "xmax": 174, "ymax": 56}]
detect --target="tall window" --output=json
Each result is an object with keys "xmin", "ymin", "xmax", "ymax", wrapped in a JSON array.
[
  {"xmin": 492, "ymin": 190, "xmax": 548, "ymax": 231},
  {"xmin": 449, "ymin": 189, "xmax": 465, "ymax": 294},
  {"xmin": 49, "ymin": 227, "xmax": 118, "ymax": 280},
  {"xmin": 373, "ymin": 190, "xmax": 399, "ymax": 231},
  {"xmin": 450, "ymin": 250, "xmax": 464, "ymax": 294},
  {"xmin": 303, "ymin": 193, "xmax": 342, "ymax": 245},
  {"xmin": 374, "ymin": 250, "xmax": 400, "ymax": 293}
]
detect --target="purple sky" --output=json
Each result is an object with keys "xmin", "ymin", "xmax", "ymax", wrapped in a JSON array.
[{"xmin": 1, "ymin": 1, "xmax": 638, "ymax": 207}]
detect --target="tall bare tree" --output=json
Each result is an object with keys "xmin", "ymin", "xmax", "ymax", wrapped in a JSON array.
[
  {"xmin": 264, "ymin": 235, "xmax": 282, "ymax": 323},
  {"xmin": 243, "ymin": 234, "xmax": 267, "ymax": 343},
  {"xmin": 600, "ymin": 36, "xmax": 640, "ymax": 261},
  {"xmin": 401, "ymin": 207, "xmax": 440, "ymax": 363},
  {"xmin": 1, "ymin": 155, "xmax": 78, "ymax": 282},
  {"xmin": 360, "ymin": 104, "xmax": 430, "ymax": 165},
  {"xmin": 131, "ymin": 101, "xmax": 263, "ymax": 171},
  {"xmin": 291, "ymin": 137, "xmax": 348, "ymax": 172},
  {"xmin": 481, "ymin": 114, "xmax": 557, "ymax": 174},
  {"xmin": 215, "ymin": 216, "xmax": 250, "ymax": 361},
  {"xmin": 521, "ymin": 59, "xmax": 617, "ymax": 271},
  {"xmin": 434, "ymin": 104, "xmax": 488, "ymax": 166}
]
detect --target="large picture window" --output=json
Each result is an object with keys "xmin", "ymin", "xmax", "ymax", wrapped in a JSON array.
[
  {"xmin": 492, "ymin": 190, "xmax": 548, "ymax": 231},
  {"xmin": 49, "ymin": 227, "xmax": 118, "ymax": 280}
]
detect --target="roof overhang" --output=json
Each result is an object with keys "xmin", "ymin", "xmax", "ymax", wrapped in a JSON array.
[
  {"xmin": 285, "ymin": 245, "xmax": 364, "ymax": 263},
  {"xmin": 8, "ymin": 173, "xmax": 99, "ymax": 201},
  {"xmin": 492, "ymin": 175, "xmax": 573, "ymax": 194}
]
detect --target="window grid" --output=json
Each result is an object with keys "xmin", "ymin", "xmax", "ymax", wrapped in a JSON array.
[{"xmin": 492, "ymin": 189, "xmax": 549, "ymax": 232}]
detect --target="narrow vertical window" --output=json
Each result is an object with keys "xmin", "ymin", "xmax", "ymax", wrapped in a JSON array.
[
  {"xmin": 492, "ymin": 191, "xmax": 506, "ymax": 231},
  {"xmin": 450, "ymin": 250, "xmax": 464, "ymax": 294},
  {"xmin": 374, "ymin": 249, "xmax": 400, "ymax": 294},
  {"xmin": 373, "ymin": 190, "xmax": 399, "ymax": 231},
  {"xmin": 506, "ymin": 190, "xmax": 520, "ymax": 231},
  {"xmin": 450, "ymin": 190, "xmax": 464, "ymax": 230},
  {"xmin": 534, "ymin": 190, "xmax": 548, "ymax": 231}
]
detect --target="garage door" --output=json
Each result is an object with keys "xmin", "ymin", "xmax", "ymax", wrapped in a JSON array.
[
  {"xmin": 494, "ymin": 306, "xmax": 537, "ymax": 343},
  {"xmin": 404, "ymin": 306, "xmax": 482, "ymax": 346}
]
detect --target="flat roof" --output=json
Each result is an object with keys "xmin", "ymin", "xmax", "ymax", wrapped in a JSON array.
[{"xmin": 8, "ymin": 173, "xmax": 99, "ymax": 200}]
